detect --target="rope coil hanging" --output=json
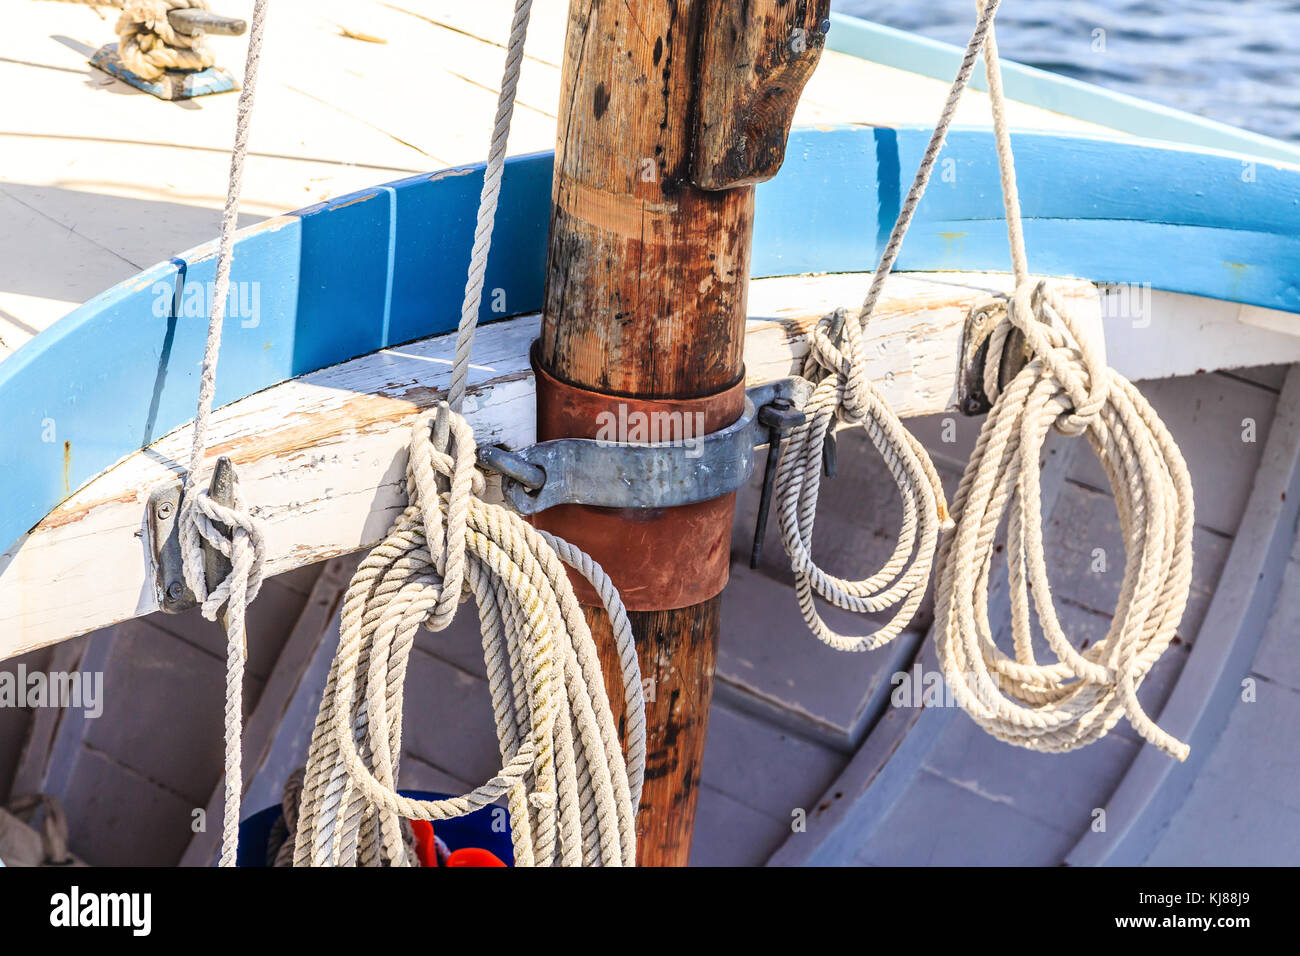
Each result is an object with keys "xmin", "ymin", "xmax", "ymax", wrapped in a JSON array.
[
  {"xmin": 292, "ymin": 406, "xmax": 644, "ymax": 866},
  {"xmin": 932, "ymin": 2, "xmax": 1194, "ymax": 759},
  {"xmin": 934, "ymin": 282, "xmax": 1193, "ymax": 759},
  {"xmin": 771, "ymin": 0, "xmax": 1016, "ymax": 652},
  {"xmin": 292, "ymin": 0, "xmax": 646, "ymax": 867},
  {"xmin": 775, "ymin": 0, "xmax": 1194, "ymax": 759}
]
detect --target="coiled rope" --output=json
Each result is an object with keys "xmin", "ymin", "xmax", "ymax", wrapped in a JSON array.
[
  {"xmin": 291, "ymin": 0, "xmax": 645, "ymax": 867},
  {"xmin": 932, "ymin": 2, "xmax": 1194, "ymax": 760},
  {"xmin": 777, "ymin": 0, "xmax": 1193, "ymax": 759},
  {"xmin": 45, "ymin": 0, "xmax": 218, "ymax": 81},
  {"xmin": 117, "ymin": 0, "xmax": 215, "ymax": 80},
  {"xmin": 170, "ymin": 0, "xmax": 271, "ymax": 867},
  {"xmin": 771, "ymin": 1, "xmax": 1015, "ymax": 651}
]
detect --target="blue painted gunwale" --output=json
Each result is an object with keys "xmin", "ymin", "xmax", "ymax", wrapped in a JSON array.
[{"xmin": 4, "ymin": 124, "xmax": 1300, "ymax": 557}]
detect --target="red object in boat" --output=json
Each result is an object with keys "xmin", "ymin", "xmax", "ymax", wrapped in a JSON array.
[
  {"xmin": 444, "ymin": 847, "xmax": 507, "ymax": 867},
  {"xmin": 410, "ymin": 819, "xmax": 439, "ymax": 867},
  {"xmin": 409, "ymin": 819, "xmax": 504, "ymax": 867}
]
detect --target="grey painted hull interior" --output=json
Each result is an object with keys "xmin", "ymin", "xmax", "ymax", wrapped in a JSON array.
[{"xmin": 3, "ymin": 362, "xmax": 1297, "ymax": 865}]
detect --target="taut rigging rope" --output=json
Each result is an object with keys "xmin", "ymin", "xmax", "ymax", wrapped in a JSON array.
[{"xmin": 173, "ymin": 0, "xmax": 271, "ymax": 867}]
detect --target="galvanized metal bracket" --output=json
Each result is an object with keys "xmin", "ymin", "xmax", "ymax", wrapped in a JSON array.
[
  {"xmin": 479, "ymin": 378, "xmax": 812, "ymax": 516},
  {"xmin": 145, "ymin": 457, "xmax": 236, "ymax": 614}
]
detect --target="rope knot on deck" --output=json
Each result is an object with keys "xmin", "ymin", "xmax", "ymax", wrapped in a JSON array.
[{"xmin": 118, "ymin": 0, "xmax": 215, "ymax": 80}]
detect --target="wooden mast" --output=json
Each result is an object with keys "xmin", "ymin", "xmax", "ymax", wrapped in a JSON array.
[{"xmin": 540, "ymin": 0, "xmax": 829, "ymax": 865}]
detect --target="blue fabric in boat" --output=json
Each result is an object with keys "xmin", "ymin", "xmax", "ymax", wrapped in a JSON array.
[{"xmin": 236, "ymin": 791, "xmax": 514, "ymax": 867}]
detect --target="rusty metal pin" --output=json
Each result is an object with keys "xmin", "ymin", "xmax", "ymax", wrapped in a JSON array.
[
  {"xmin": 476, "ymin": 444, "xmax": 547, "ymax": 492},
  {"xmin": 750, "ymin": 398, "xmax": 805, "ymax": 570},
  {"xmin": 167, "ymin": 9, "xmax": 248, "ymax": 37}
]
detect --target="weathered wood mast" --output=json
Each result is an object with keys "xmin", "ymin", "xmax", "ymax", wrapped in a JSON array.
[{"xmin": 539, "ymin": 0, "xmax": 830, "ymax": 865}]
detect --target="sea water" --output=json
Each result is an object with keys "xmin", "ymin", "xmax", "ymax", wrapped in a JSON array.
[{"xmin": 836, "ymin": 1, "xmax": 1300, "ymax": 143}]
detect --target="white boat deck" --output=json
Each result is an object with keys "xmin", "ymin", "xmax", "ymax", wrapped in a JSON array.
[{"xmin": 0, "ymin": 0, "xmax": 1119, "ymax": 359}]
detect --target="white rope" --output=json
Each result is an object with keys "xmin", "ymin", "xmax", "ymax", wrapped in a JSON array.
[
  {"xmin": 175, "ymin": 0, "xmax": 271, "ymax": 867},
  {"xmin": 293, "ymin": 0, "xmax": 645, "ymax": 866},
  {"xmin": 932, "ymin": 2, "xmax": 1194, "ymax": 760},
  {"xmin": 292, "ymin": 407, "xmax": 644, "ymax": 866},
  {"xmin": 445, "ymin": 0, "xmax": 531, "ymax": 413},
  {"xmin": 769, "ymin": 0, "xmax": 1010, "ymax": 651},
  {"xmin": 780, "ymin": 0, "xmax": 1193, "ymax": 760}
]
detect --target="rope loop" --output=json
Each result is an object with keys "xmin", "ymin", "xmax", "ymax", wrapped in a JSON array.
[
  {"xmin": 294, "ymin": 403, "xmax": 645, "ymax": 867},
  {"xmin": 775, "ymin": 309, "xmax": 952, "ymax": 653},
  {"xmin": 406, "ymin": 407, "xmax": 485, "ymax": 631},
  {"xmin": 937, "ymin": 279, "xmax": 1193, "ymax": 760}
]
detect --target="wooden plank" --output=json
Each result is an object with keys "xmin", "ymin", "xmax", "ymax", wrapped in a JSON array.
[
  {"xmin": 1067, "ymin": 373, "xmax": 1280, "ymax": 537},
  {"xmin": 1066, "ymin": 363, "xmax": 1300, "ymax": 866},
  {"xmin": 839, "ymin": 767, "xmax": 1075, "ymax": 865},
  {"xmin": 715, "ymin": 559, "xmax": 922, "ymax": 748},
  {"xmin": 178, "ymin": 556, "xmax": 353, "ymax": 866},
  {"xmin": 7, "ymin": 125, "xmax": 1300, "ymax": 574},
  {"xmin": 24, "ymin": 269, "xmax": 1300, "ymax": 664},
  {"xmin": 57, "ymin": 745, "xmax": 198, "ymax": 866},
  {"xmin": 30, "ymin": 627, "xmax": 118, "ymax": 803},
  {"xmin": 1146, "ymin": 771, "xmax": 1300, "ymax": 865},
  {"xmin": 0, "ymin": 645, "xmax": 54, "ymax": 801},
  {"xmin": 690, "ymin": 785, "xmax": 792, "ymax": 866},
  {"xmin": 699, "ymin": 702, "xmax": 844, "ymax": 822},
  {"xmin": 1251, "ymin": 557, "xmax": 1300, "ymax": 692},
  {"xmin": 82, "ymin": 618, "xmax": 265, "ymax": 807}
]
